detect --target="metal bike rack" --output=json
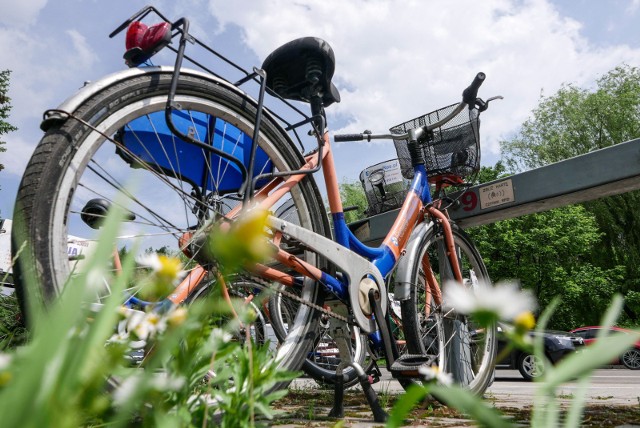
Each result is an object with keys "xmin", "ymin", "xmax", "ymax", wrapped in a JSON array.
[{"xmin": 350, "ymin": 137, "xmax": 640, "ymax": 244}]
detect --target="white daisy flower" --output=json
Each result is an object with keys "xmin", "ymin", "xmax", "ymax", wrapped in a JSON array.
[
  {"xmin": 167, "ymin": 307, "xmax": 188, "ymax": 327},
  {"xmin": 113, "ymin": 375, "xmax": 142, "ymax": 407},
  {"xmin": 135, "ymin": 253, "xmax": 163, "ymax": 270},
  {"xmin": 107, "ymin": 331, "xmax": 130, "ymax": 344},
  {"xmin": 116, "ymin": 308, "xmax": 167, "ymax": 342},
  {"xmin": 443, "ymin": 280, "xmax": 537, "ymax": 322},
  {"xmin": 149, "ymin": 374, "xmax": 186, "ymax": 392},
  {"xmin": 0, "ymin": 353, "xmax": 12, "ymax": 370},
  {"xmin": 132, "ymin": 312, "xmax": 167, "ymax": 341},
  {"xmin": 210, "ymin": 328, "xmax": 233, "ymax": 347},
  {"xmin": 418, "ymin": 364, "xmax": 453, "ymax": 386},
  {"xmin": 136, "ymin": 253, "xmax": 184, "ymax": 281}
]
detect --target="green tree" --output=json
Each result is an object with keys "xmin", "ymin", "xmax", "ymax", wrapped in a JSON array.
[
  {"xmin": 339, "ymin": 179, "xmax": 368, "ymax": 223},
  {"xmin": 500, "ymin": 64, "xmax": 640, "ymax": 321},
  {"xmin": 474, "ymin": 160, "xmax": 508, "ymax": 184},
  {"xmin": 469, "ymin": 200, "xmax": 620, "ymax": 330},
  {"xmin": 0, "ymin": 70, "xmax": 17, "ymax": 175}
]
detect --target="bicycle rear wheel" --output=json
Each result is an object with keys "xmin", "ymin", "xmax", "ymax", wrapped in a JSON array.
[
  {"xmin": 400, "ymin": 222, "xmax": 496, "ymax": 395},
  {"xmin": 11, "ymin": 70, "xmax": 329, "ymax": 385}
]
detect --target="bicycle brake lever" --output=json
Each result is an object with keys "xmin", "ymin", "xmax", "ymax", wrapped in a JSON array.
[{"xmin": 475, "ymin": 95, "xmax": 504, "ymax": 112}]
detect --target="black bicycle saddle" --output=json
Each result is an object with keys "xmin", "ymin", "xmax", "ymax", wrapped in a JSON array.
[{"xmin": 261, "ymin": 37, "xmax": 341, "ymax": 107}]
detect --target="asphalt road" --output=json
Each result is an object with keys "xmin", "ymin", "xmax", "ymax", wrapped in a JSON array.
[
  {"xmin": 491, "ymin": 368, "xmax": 640, "ymax": 407},
  {"xmin": 292, "ymin": 368, "xmax": 640, "ymax": 408}
]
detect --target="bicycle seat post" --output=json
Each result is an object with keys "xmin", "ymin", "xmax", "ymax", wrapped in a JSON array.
[{"xmin": 309, "ymin": 93, "xmax": 326, "ymax": 139}]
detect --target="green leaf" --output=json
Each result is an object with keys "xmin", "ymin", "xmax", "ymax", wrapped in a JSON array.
[
  {"xmin": 387, "ymin": 384, "xmax": 428, "ymax": 428},
  {"xmin": 563, "ymin": 377, "xmax": 590, "ymax": 428}
]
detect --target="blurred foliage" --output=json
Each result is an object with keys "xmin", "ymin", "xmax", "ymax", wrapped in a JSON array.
[
  {"xmin": 1, "ymin": 206, "xmax": 292, "ymax": 427},
  {"xmin": 0, "ymin": 70, "xmax": 17, "ymax": 170},
  {"xmin": 389, "ymin": 294, "xmax": 640, "ymax": 428},
  {"xmin": 0, "ymin": 69, "xmax": 18, "ymax": 200}
]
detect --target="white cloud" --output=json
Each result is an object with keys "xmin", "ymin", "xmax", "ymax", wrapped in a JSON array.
[
  {"xmin": 205, "ymin": 0, "xmax": 640, "ymax": 158},
  {"xmin": 66, "ymin": 30, "xmax": 99, "ymax": 70},
  {"xmin": 0, "ymin": 0, "xmax": 48, "ymax": 27},
  {"xmin": 3, "ymin": 134, "xmax": 36, "ymax": 176},
  {"xmin": 0, "ymin": 20, "xmax": 102, "ymax": 185}
]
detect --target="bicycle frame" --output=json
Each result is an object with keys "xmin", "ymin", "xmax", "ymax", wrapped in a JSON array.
[
  {"xmin": 252, "ymin": 131, "xmax": 459, "ymax": 297},
  {"xmin": 152, "ymin": 126, "xmax": 455, "ymax": 342}
]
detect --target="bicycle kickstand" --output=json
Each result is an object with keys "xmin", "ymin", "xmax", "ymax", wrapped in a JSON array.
[{"xmin": 326, "ymin": 311, "xmax": 388, "ymax": 423}]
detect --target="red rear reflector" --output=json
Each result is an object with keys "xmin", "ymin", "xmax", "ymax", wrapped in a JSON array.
[
  {"xmin": 125, "ymin": 21, "xmax": 147, "ymax": 51},
  {"xmin": 140, "ymin": 22, "xmax": 171, "ymax": 52},
  {"xmin": 123, "ymin": 21, "xmax": 172, "ymax": 67}
]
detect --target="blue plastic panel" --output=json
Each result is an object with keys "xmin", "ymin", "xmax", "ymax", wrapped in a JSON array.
[{"xmin": 118, "ymin": 110, "xmax": 273, "ymax": 194}]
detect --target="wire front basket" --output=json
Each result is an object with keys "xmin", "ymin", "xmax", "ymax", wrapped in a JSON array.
[
  {"xmin": 390, "ymin": 104, "xmax": 480, "ymax": 181},
  {"xmin": 358, "ymin": 159, "xmax": 411, "ymax": 216}
]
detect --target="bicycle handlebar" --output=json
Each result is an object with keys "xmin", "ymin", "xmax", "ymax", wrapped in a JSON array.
[
  {"xmin": 334, "ymin": 72, "xmax": 488, "ymax": 143},
  {"xmin": 334, "ymin": 133, "xmax": 366, "ymax": 142},
  {"xmin": 462, "ymin": 72, "xmax": 486, "ymax": 105}
]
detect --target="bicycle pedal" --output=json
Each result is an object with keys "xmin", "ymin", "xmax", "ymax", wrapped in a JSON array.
[{"xmin": 390, "ymin": 354, "xmax": 437, "ymax": 379}]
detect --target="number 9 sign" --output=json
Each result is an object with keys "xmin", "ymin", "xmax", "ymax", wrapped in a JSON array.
[{"xmin": 461, "ymin": 191, "xmax": 478, "ymax": 212}]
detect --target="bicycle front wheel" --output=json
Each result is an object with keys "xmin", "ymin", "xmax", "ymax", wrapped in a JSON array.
[
  {"xmin": 400, "ymin": 222, "xmax": 496, "ymax": 395},
  {"xmin": 12, "ymin": 70, "xmax": 330, "ymax": 383}
]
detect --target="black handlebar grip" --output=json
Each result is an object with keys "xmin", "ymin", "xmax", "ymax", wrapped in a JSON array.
[
  {"xmin": 462, "ymin": 72, "xmax": 486, "ymax": 105},
  {"xmin": 334, "ymin": 133, "xmax": 365, "ymax": 142}
]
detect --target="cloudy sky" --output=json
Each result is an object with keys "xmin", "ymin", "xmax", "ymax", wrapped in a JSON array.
[{"xmin": 1, "ymin": 0, "xmax": 640, "ymax": 218}]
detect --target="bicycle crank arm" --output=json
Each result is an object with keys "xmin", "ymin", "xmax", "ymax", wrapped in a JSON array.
[{"xmin": 267, "ymin": 215, "xmax": 386, "ymax": 333}]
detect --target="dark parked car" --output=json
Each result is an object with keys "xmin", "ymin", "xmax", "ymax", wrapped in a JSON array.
[
  {"xmin": 569, "ymin": 326, "xmax": 640, "ymax": 370},
  {"xmin": 495, "ymin": 323, "xmax": 584, "ymax": 381}
]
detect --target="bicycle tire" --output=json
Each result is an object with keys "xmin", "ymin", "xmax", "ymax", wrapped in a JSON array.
[
  {"xmin": 11, "ymin": 70, "xmax": 330, "ymax": 388},
  {"xmin": 400, "ymin": 222, "xmax": 496, "ymax": 395}
]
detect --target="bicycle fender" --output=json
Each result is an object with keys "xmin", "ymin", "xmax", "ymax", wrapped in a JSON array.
[
  {"xmin": 40, "ymin": 66, "xmax": 264, "ymax": 131},
  {"xmin": 393, "ymin": 220, "xmax": 435, "ymax": 301}
]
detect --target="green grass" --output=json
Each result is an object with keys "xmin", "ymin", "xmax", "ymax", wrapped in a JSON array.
[{"xmin": 0, "ymin": 292, "xmax": 27, "ymax": 350}]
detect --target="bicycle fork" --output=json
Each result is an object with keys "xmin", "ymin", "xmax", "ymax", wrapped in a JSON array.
[{"xmin": 427, "ymin": 206, "xmax": 464, "ymax": 283}]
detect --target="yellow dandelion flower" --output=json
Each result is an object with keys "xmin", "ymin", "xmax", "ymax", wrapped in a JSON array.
[
  {"xmin": 156, "ymin": 255, "xmax": 183, "ymax": 282},
  {"xmin": 514, "ymin": 311, "xmax": 536, "ymax": 332},
  {"xmin": 167, "ymin": 307, "xmax": 188, "ymax": 327},
  {"xmin": 207, "ymin": 208, "xmax": 275, "ymax": 274}
]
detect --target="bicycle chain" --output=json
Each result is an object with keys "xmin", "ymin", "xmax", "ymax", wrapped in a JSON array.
[{"xmin": 240, "ymin": 273, "xmax": 353, "ymax": 325}]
